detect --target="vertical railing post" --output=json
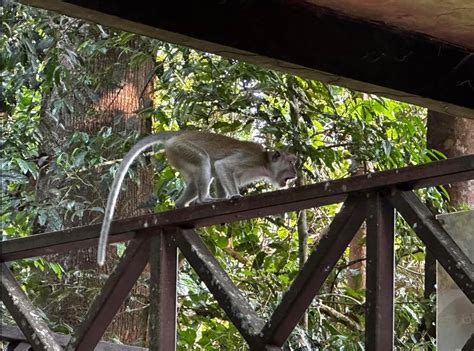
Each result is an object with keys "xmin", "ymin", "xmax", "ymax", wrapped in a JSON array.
[
  {"xmin": 148, "ymin": 228, "xmax": 178, "ymax": 351},
  {"xmin": 365, "ymin": 192, "xmax": 395, "ymax": 350}
]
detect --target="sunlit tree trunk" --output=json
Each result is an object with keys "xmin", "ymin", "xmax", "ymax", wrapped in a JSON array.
[
  {"xmin": 348, "ymin": 227, "xmax": 366, "ymax": 290},
  {"xmin": 427, "ymin": 111, "xmax": 474, "ymax": 207},
  {"xmin": 348, "ymin": 167, "xmax": 366, "ymax": 291},
  {"xmin": 90, "ymin": 44, "xmax": 154, "ymax": 345},
  {"xmin": 40, "ymin": 40, "xmax": 155, "ymax": 346}
]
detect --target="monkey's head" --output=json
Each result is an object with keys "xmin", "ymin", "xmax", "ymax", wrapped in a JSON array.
[{"xmin": 268, "ymin": 150, "xmax": 298, "ymax": 188}]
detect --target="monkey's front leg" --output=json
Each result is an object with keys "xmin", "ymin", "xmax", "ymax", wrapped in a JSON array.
[
  {"xmin": 214, "ymin": 177, "xmax": 228, "ymax": 199},
  {"xmin": 214, "ymin": 178, "xmax": 242, "ymax": 204},
  {"xmin": 214, "ymin": 160, "xmax": 240, "ymax": 198}
]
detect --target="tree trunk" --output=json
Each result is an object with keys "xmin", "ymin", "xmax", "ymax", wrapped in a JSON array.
[
  {"xmin": 40, "ymin": 41, "xmax": 155, "ymax": 346},
  {"xmin": 427, "ymin": 111, "xmax": 474, "ymax": 207},
  {"xmin": 348, "ymin": 167, "xmax": 366, "ymax": 291},
  {"xmin": 92, "ymin": 46, "xmax": 154, "ymax": 346},
  {"xmin": 348, "ymin": 226, "xmax": 366, "ymax": 290}
]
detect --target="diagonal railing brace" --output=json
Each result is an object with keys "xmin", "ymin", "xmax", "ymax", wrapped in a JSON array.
[
  {"xmin": 389, "ymin": 191, "xmax": 474, "ymax": 302},
  {"xmin": 176, "ymin": 228, "xmax": 265, "ymax": 345},
  {"xmin": 1, "ymin": 264, "xmax": 62, "ymax": 351},
  {"xmin": 67, "ymin": 237, "xmax": 152, "ymax": 351},
  {"xmin": 258, "ymin": 195, "xmax": 367, "ymax": 348}
]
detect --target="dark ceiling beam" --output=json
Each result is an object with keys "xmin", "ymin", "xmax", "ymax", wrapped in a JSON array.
[{"xmin": 19, "ymin": 0, "xmax": 474, "ymax": 118}]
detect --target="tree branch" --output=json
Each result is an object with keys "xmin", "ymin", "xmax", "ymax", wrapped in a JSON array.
[{"xmin": 317, "ymin": 301, "xmax": 363, "ymax": 332}]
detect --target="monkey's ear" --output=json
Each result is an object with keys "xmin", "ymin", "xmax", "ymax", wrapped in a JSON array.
[{"xmin": 271, "ymin": 151, "xmax": 281, "ymax": 162}]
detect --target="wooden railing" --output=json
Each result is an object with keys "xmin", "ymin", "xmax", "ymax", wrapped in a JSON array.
[{"xmin": 1, "ymin": 155, "xmax": 473, "ymax": 350}]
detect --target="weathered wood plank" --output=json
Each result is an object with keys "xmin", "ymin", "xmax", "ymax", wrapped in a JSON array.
[
  {"xmin": 0, "ymin": 230, "xmax": 137, "ymax": 263},
  {"xmin": 1, "ymin": 264, "xmax": 62, "ymax": 351}
]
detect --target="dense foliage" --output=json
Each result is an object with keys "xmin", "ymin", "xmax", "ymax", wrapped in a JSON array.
[{"xmin": 1, "ymin": 1, "xmax": 449, "ymax": 349}]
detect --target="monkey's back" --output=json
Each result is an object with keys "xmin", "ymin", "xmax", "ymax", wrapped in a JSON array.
[{"xmin": 169, "ymin": 131, "xmax": 265, "ymax": 160}]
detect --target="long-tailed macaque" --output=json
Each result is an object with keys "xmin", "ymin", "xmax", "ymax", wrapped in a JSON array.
[{"xmin": 97, "ymin": 131, "xmax": 297, "ymax": 266}]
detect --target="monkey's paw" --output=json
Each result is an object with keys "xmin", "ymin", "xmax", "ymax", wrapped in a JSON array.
[
  {"xmin": 196, "ymin": 197, "xmax": 225, "ymax": 205},
  {"xmin": 229, "ymin": 194, "xmax": 243, "ymax": 202}
]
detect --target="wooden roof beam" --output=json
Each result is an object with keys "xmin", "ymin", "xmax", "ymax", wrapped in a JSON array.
[{"xmin": 20, "ymin": 0, "xmax": 474, "ymax": 119}]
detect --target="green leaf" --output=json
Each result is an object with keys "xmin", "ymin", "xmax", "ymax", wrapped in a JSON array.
[
  {"xmin": 3, "ymin": 226, "xmax": 16, "ymax": 236},
  {"xmin": 72, "ymin": 151, "xmax": 88, "ymax": 168},
  {"xmin": 38, "ymin": 210, "xmax": 48, "ymax": 226},
  {"xmin": 215, "ymin": 236, "xmax": 228, "ymax": 248},
  {"xmin": 48, "ymin": 262, "xmax": 64, "ymax": 279},
  {"xmin": 0, "ymin": 171, "xmax": 28, "ymax": 184},
  {"xmin": 16, "ymin": 159, "xmax": 38, "ymax": 178},
  {"xmin": 252, "ymin": 251, "xmax": 266, "ymax": 270},
  {"xmin": 115, "ymin": 242, "xmax": 127, "ymax": 257}
]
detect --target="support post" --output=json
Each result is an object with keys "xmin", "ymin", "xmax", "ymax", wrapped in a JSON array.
[
  {"xmin": 68, "ymin": 237, "xmax": 151, "ymax": 351},
  {"xmin": 148, "ymin": 229, "xmax": 178, "ymax": 351},
  {"xmin": 422, "ymin": 250, "xmax": 436, "ymax": 340},
  {"xmin": 365, "ymin": 193, "xmax": 395, "ymax": 350},
  {"xmin": 1, "ymin": 264, "xmax": 62, "ymax": 351}
]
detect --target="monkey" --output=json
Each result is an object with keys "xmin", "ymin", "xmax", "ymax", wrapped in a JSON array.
[{"xmin": 97, "ymin": 130, "xmax": 297, "ymax": 266}]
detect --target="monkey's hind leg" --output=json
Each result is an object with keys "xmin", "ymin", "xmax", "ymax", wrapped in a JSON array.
[
  {"xmin": 175, "ymin": 182, "xmax": 198, "ymax": 208},
  {"xmin": 169, "ymin": 140, "xmax": 217, "ymax": 206}
]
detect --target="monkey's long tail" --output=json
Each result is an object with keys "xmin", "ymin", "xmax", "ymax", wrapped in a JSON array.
[{"xmin": 97, "ymin": 131, "xmax": 180, "ymax": 266}]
